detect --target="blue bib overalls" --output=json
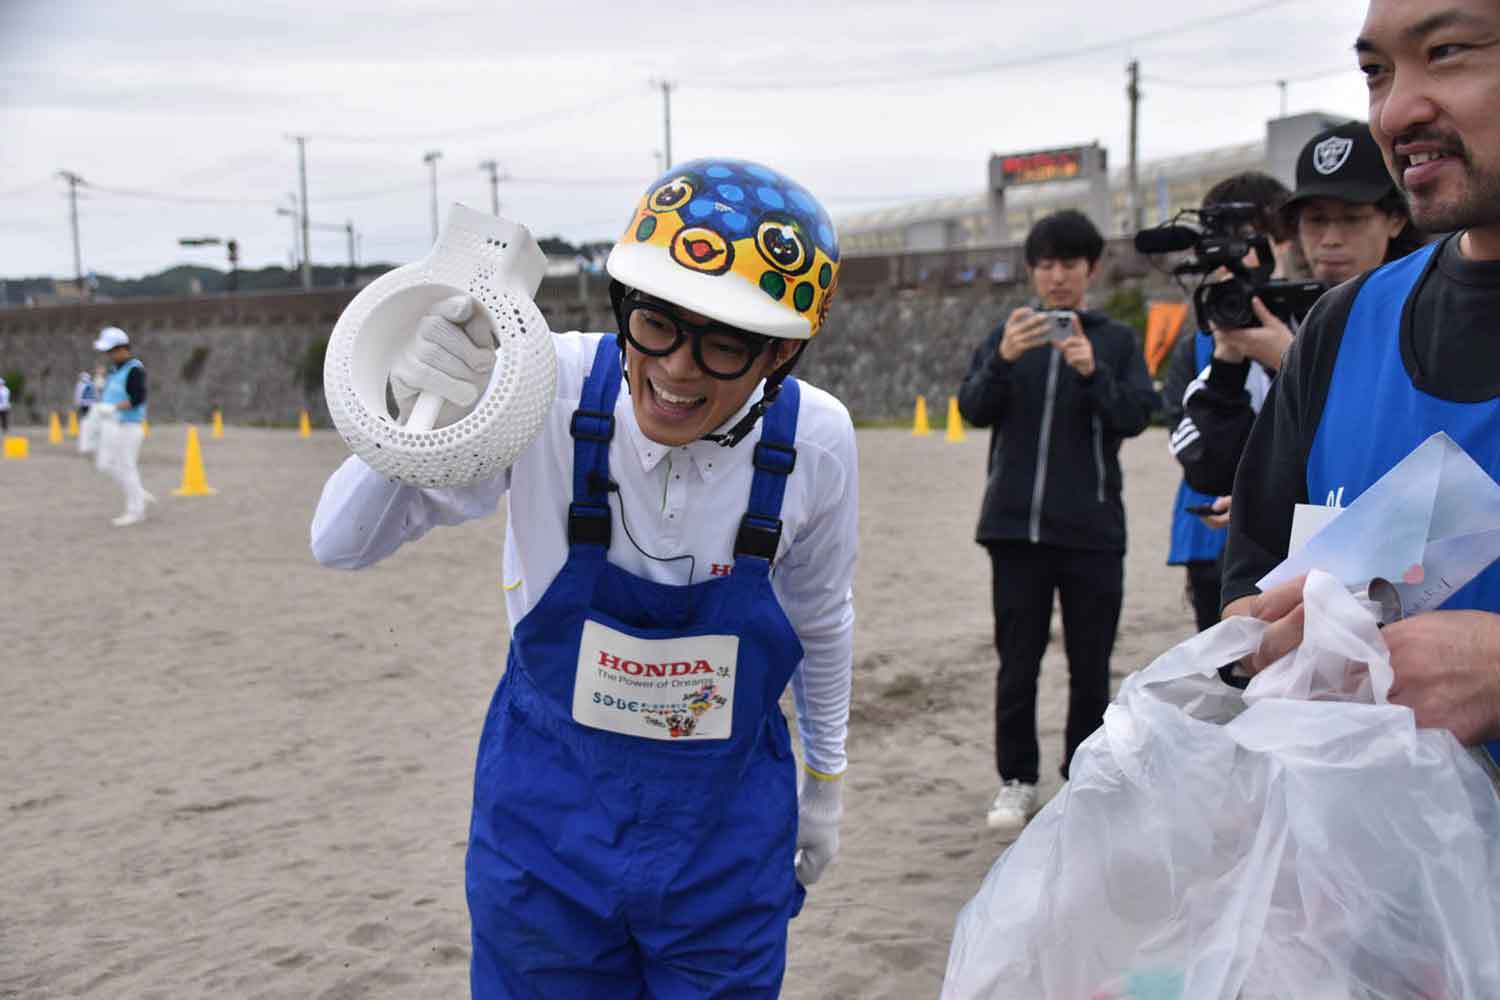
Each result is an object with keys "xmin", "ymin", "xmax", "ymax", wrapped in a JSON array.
[
  {"xmin": 465, "ymin": 337, "xmax": 807, "ymax": 998},
  {"xmin": 1308, "ymin": 242, "xmax": 1500, "ymax": 763}
]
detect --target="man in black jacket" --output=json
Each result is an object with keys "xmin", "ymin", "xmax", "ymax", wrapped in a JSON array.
[{"xmin": 958, "ymin": 210, "xmax": 1158, "ymax": 833}]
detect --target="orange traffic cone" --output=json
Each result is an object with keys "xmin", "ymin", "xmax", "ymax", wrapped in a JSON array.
[
  {"xmin": 945, "ymin": 396, "xmax": 967, "ymax": 443},
  {"xmin": 298, "ymin": 410, "xmax": 311, "ymax": 438},
  {"xmin": 66, "ymin": 410, "xmax": 79, "ymax": 437},
  {"xmin": 172, "ymin": 426, "xmax": 218, "ymax": 497},
  {"xmin": 912, "ymin": 396, "xmax": 931, "ymax": 437},
  {"xmin": 48, "ymin": 412, "xmax": 63, "ymax": 444},
  {"xmin": 2, "ymin": 436, "xmax": 28, "ymax": 459},
  {"xmin": 211, "ymin": 409, "xmax": 224, "ymax": 439}
]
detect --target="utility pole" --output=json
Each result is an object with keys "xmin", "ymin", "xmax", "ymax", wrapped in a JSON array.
[
  {"xmin": 651, "ymin": 79, "xmax": 675, "ymax": 169},
  {"xmin": 57, "ymin": 170, "xmax": 85, "ymax": 296},
  {"xmin": 1125, "ymin": 60, "xmax": 1142, "ymax": 235},
  {"xmin": 479, "ymin": 159, "xmax": 504, "ymax": 215},
  {"xmin": 423, "ymin": 150, "xmax": 443, "ymax": 243},
  {"xmin": 345, "ymin": 220, "xmax": 356, "ymax": 285},
  {"xmin": 285, "ymin": 135, "xmax": 312, "ymax": 289},
  {"xmin": 1278, "ymin": 79, "xmax": 1288, "ymax": 118}
]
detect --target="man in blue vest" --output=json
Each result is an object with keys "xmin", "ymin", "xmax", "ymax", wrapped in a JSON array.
[
  {"xmin": 311, "ymin": 159, "xmax": 856, "ymax": 998},
  {"xmin": 1223, "ymin": 0, "xmax": 1500, "ymax": 756},
  {"xmin": 92, "ymin": 326, "xmax": 153, "ymax": 527}
]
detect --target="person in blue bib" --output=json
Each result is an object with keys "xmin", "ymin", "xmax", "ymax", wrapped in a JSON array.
[
  {"xmin": 92, "ymin": 326, "xmax": 153, "ymax": 527},
  {"xmin": 310, "ymin": 158, "xmax": 857, "ymax": 998},
  {"xmin": 1223, "ymin": 0, "xmax": 1500, "ymax": 761}
]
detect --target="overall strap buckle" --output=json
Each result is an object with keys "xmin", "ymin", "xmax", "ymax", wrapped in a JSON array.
[
  {"xmin": 734, "ymin": 513, "xmax": 783, "ymax": 561},
  {"xmin": 568, "ymin": 500, "xmax": 612, "ymax": 547}
]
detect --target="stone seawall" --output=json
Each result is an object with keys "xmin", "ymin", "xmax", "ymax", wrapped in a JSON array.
[{"xmin": 0, "ymin": 276, "xmax": 1158, "ymax": 428}]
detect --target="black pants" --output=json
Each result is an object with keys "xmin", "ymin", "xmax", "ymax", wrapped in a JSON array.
[
  {"xmin": 1184, "ymin": 559, "xmax": 1223, "ymax": 634},
  {"xmin": 0, "ymin": 410, "xmax": 7, "ymax": 433},
  {"xmin": 988, "ymin": 541, "xmax": 1123, "ymax": 784}
]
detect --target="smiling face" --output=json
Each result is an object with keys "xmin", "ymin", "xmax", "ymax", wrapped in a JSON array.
[
  {"xmin": 1358, "ymin": 0, "xmax": 1500, "ymax": 254},
  {"xmin": 624, "ymin": 304, "xmax": 798, "ymax": 448}
]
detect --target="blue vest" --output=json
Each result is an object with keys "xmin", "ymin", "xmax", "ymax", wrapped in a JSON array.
[
  {"xmin": 1168, "ymin": 331, "xmax": 1229, "ymax": 565},
  {"xmin": 1308, "ymin": 242, "xmax": 1500, "ymax": 763},
  {"xmin": 465, "ymin": 337, "xmax": 808, "ymax": 996},
  {"xmin": 102, "ymin": 358, "xmax": 146, "ymax": 424}
]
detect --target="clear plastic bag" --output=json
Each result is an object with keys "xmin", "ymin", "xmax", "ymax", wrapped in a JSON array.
[{"xmin": 944, "ymin": 571, "xmax": 1500, "ymax": 1000}]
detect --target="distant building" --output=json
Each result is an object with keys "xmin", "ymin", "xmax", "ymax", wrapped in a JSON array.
[{"xmin": 839, "ymin": 112, "xmax": 1347, "ymax": 255}]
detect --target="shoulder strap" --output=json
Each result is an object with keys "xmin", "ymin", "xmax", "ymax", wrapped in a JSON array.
[
  {"xmin": 568, "ymin": 336, "xmax": 623, "ymax": 547},
  {"xmin": 734, "ymin": 377, "xmax": 802, "ymax": 563}
]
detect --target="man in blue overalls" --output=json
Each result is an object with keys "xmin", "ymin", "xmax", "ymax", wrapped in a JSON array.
[
  {"xmin": 1223, "ymin": 0, "xmax": 1500, "ymax": 763},
  {"xmin": 311, "ymin": 158, "xmax": 857, "ymax": 998}
]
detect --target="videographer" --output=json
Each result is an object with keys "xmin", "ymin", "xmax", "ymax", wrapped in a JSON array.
[{"xmin": 1162, "ymin": 171, "xmax": 1296, "ymax": 631}]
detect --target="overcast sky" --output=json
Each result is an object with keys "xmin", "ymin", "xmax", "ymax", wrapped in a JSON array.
[{"xmin": 1, "ymin": 0, "xmax": 1375, "ymax": 280}]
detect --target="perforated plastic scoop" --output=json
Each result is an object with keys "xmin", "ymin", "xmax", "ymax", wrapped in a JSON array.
[{"xmin": 323, "ymin": 204, "xmax": 557, "ymax": 488}]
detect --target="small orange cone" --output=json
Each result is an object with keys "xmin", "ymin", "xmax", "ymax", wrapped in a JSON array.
[
  {"xmin": 66, "ymin": 410, "xmax": 79, "ymax": 437},
  {"xmin": 912, "ymin": 396, "xmax": 931, "ymax": 437},
  {"xmin": 142, "ymin": 418, "xmax": 150, "ymax": 437},
  {"xmin": 172, "ymin": 426, "xmax": 218, "ymax": 497},
  {"xmin": 945, "ymin": 396, "xmax": 967, "ymax": 443},
  {"xmin": 211, "ymin": 409, "xmax": 224, "ymax": 439},
  {"xmin": 298, "ymin": 410, "xmax": 311, "ymax": 438},
  {"xmin": 2, "ymin": 436, "xmax": 28, "ymax": 459},
  {"xmin": 48, "ymin": 412, "xmax": 63, "ymax": 444}
]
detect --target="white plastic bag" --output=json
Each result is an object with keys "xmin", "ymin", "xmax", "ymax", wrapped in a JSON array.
[{"xmin": 944, "ymin": 571, "xmax": 1500, "ymax": 1000}]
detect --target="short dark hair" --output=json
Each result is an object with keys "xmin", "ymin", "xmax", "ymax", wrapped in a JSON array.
[
  {"xmin": 1201, "ymin": 171, "xmax": 1292, "ymax": 242},
  {"xmin": 1024, "ymin": 210, "xmax": 1104, "ymax": 267}
]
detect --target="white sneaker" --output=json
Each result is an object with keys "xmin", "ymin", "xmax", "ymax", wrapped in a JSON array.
[
  {"xmin": 112, "ymin": 511, "xmax": 146, "ymax": 527},
  {"xmin": 985, "ymin": 780, "xmax": 1037, "ymax": 833}
]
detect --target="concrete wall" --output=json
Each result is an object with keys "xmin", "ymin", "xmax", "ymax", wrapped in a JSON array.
[{"xmin": 0, "ymin": 262, "xmax": 1167, "ymax": 428}]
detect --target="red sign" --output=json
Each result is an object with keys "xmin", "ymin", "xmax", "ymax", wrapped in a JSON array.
[{"xmin": 999, "ymin": 149, "xmax": 1085, "ymax": 186}]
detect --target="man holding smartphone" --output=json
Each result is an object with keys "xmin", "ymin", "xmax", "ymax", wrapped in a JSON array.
[{"xmin": 958, "ymin": 209, "xmax": 1159, "ymax": 834}]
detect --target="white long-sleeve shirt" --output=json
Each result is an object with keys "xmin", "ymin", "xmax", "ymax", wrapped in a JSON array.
[{"xmin": 310, "ymin": 331, "xmax": 857, "ymax": 775}]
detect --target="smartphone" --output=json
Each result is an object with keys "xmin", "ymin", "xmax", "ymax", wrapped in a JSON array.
[
  {"xmin": 1183, "ymin": 503, "xmax": 1219, "ymax": 517},
  {"xmin": 1040, "ymin": 310, "xmax": 1074, "ymax": 343}
]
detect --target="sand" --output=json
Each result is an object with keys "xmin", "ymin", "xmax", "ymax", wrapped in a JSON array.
[{"xmin": 2, "ymin": 420, "xmax": 1195, "ymax": 999}]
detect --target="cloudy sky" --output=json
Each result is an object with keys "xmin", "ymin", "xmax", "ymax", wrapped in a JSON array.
[{"xmin": 1, "ymin": 0, "xmax": 1374, "ymax": 280}]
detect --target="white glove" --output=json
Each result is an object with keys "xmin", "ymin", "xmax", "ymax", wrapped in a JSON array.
[
  {"xmin": 389, "ymin": 294, "xmax": 496, "ymax": 425},
  {"xmin": 794, "ymin": 768, "xmax": 843, "ymax": 887}
]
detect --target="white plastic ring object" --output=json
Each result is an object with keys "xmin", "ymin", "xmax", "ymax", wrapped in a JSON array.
[{"xmin": 324, "ymin": 204, "xmax": 557, "ymax": 488}]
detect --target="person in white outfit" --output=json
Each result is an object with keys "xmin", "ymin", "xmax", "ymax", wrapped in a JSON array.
[
  {"xmin": 92, "ymin": 327, "xmax": 154, "ymax": 526},
  {"xmin": 0, "ymin": 376, "xmax": 11, "ymax": 434}
]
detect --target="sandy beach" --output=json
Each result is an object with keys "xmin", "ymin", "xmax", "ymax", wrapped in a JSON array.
[{"xmin": 2, "ymin": 420, "xmax": 1195, "ymax": 999}]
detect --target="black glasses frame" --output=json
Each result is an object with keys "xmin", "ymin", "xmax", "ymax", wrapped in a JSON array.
[{"xmin": 619, "ymin": 296, "xmax": 772, "ymax": 381}]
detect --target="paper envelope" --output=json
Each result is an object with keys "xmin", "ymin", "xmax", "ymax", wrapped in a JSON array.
[{"xmin": 1259, "ymin": 432, "xmax": 1500, "ymax": 621}]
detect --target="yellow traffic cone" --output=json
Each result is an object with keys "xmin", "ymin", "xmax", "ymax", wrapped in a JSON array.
[
  {"xmin": 912, "ymin": 395, "xmax": 931, "ymax": 437},
  {"xmin": 66, "ymin": 410, "xmax": 79, "ymax": 437},
  {"xmin": 142, "ymin": 418, "xmax": 150, "ymax": 437},
  {"xmin": 48, "ymin": 412, "xmax": 63, "ymax": 444},
  {"xmin": 298, "ymin": 410, "xmax": 311, "ymax": 438},
  {"xmin": 2, "ymin": 436, "xmax": 28, "ymax": 459},
  {"xmin": 211, "ymin": 409, "xmax": 224, "ymax": 439},
  {"xmin": 172, "ymin": 426, "xmax": 218, "ymax": 497},
  {"xmin": 945, "ymin": 396, "xmax": 967, "ymax": 443}
]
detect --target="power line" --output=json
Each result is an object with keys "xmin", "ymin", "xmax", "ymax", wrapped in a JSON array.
[
  {"xmin": 83, "ymin": 182, "xmax": 279, "ymax": 207},
  {"xmin": 1142, "ymin": 64, "xmax": 1352, "ymax": 90},
  {"xmin": 304, "ymin": 93, "xmax": 637, "ymax": 146},
  {"xmin": 691, "ymin": 0, "xmax": 1296, "ymax": 91}
]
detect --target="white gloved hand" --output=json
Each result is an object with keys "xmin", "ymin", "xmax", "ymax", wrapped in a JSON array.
[
  {"xmin": 389, "ymin": 294, "xmax": 497, "ymax": 424},
  {"xmin": 794, "ymin": 768, "xmax": 843, "ymax": 887}
]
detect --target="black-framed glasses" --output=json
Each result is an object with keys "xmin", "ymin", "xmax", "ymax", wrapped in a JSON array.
[{"xmin": 620, "ymin": 296, "xmax": 772, "ymax": 380}]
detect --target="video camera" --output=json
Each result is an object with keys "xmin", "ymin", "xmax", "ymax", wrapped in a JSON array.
[{"xmin": 1133, "ymin": 202, "xmax": 1326, "ymax": 331}]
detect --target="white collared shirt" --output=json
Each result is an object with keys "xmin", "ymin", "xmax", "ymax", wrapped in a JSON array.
[{"xmin": 311, "ymin": 332, "xmax": 857, "ymax": 775}]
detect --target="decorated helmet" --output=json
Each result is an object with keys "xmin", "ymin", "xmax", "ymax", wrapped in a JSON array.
[{"xmin": 606, "ymin": 158, "xmax": 840, "ymax": 340}]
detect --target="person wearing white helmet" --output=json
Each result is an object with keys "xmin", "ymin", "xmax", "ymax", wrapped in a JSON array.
[
  {"xmin": 311, "ymin": 158, "xmax": 856, "ymax": 997},
  {"xmin": 0, "ymin": 375, "xmax": 10, "ymax": 434},
  {"xmin": 92, "ymin": 326, "xmax": 154, "ymax": 526}
]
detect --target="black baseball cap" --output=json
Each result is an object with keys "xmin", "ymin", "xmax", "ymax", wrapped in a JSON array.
[{"xmin": 1282, "ymin": 122, "xmax": 1398, "ymax": 217}]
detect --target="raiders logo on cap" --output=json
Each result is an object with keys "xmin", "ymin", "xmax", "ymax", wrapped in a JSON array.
[{"xmin": 1313, "ymin": 136, "xmax": 1354, "ymax": 176}]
